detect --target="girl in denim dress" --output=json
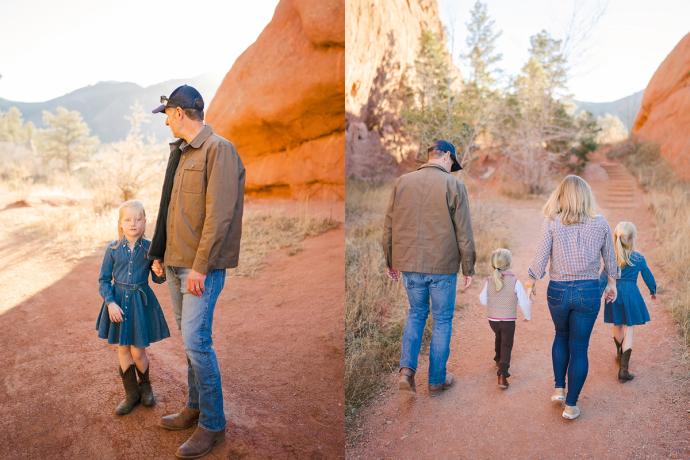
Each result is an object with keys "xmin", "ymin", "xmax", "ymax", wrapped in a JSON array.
[
  {"xmin": 600, "ymin": 221, "xmax": 657, "ymax": 382},
  {"xmin": 96, "ymin": 200, "xmax": 170, "ymax": 415}
]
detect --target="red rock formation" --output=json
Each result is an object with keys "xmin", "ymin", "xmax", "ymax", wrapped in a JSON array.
[
  {"xmin": 206, "ymin": 0, "xmax": 344, "ymax": 199},
  {"xmin": 633, "ymin": 33, "xmax": 690, "ymax": 179},
  {"xmin": 346, "ymin": 0, "xmax": 458, "ymax": 180}
]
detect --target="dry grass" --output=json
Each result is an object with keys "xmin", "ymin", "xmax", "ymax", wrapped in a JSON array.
[
  {"xmin": 608, "ymin": 141, "xmax": 690, "ymax": 352},
  {"xmin": 19, "ymin": 200, "xmax": 340, "ymax": 275},
  {"xmin": 345, "ymin": 178, "xmax": 509, "ymax": 433},
  {"xmin": 234, "ymin": 209, "xmax": 340, "ymax": 277}
]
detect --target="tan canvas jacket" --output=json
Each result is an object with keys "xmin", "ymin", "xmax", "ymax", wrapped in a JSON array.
[
  {"xmin": 382, "ymin": 163, "xmax": 476, "ymax": 275},
  {"xmin": 163, "ymin": 125, "xmax": 245, "ymax": 274}
]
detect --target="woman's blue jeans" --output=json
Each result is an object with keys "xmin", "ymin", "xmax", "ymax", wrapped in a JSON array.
[
  {"xmin": 399, "ymin": 272, "xmax": 457, "ymax": 386},
  {"xmin": 546, "ymin": 279, "xmax": 602, "ymax": 406}
]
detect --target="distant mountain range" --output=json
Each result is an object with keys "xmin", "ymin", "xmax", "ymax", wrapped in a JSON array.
[
  {"xmin": 2, "ymin": 76, "xmax": 643, "ymax": 142},
  {"xmin": 0, "ymin": 73, "xmax": 223, "ymax": 143},
  {"xmin": 573, "ymin": 90, "xmax": 644, "ymax": 130}
]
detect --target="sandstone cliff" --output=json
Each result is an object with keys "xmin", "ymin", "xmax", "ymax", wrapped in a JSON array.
[
  {"xmin": 633, "ymin": 33, "xmax": 690, "ymax": 179},
  {"xmin": 346, "ymin": 0, "xmax": 455, "ymax": 180},
  {"xmin": 206, "ymin": 0, "xmax": 344, "ymax": 199}
]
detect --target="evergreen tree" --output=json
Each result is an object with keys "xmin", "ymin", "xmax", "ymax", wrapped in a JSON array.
[{"xmin": 36, "ymin": 107, "xmax": 99, "ymax": 172}]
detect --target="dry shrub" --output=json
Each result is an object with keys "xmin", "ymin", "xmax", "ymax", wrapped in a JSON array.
[
  {"xmin": 345, "ymin": 178, "xmax": 508, "ymax": 432},
  {"xmin": 607, "ymin": 141, "xmax": 690, "ymax": 352}
]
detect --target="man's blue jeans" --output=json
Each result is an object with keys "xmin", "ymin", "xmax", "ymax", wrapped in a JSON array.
[
  {"xmin": 546, "ymin": 279, "xmax": 602, "ymax": 406},
  {"xmin": 399, "ymin": 272, "xmax": 457, "ymax": 386},
  {"xmin": 166, "ymin": 266, "xmax": 226, "ymax": 432}
]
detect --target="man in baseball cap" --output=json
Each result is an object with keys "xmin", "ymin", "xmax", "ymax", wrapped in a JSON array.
[
  {"xmin": 149, "ymin": 83, "xmax": 245, "ymax": 458},
  {"xmin": 383, "ymin": 137, "xmax": 475, "ymax": 397}
]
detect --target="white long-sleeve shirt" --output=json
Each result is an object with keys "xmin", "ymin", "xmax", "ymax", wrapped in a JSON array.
[{"xmin": 479, "ymin": 279, "xmax": 532, "ymax": 321}]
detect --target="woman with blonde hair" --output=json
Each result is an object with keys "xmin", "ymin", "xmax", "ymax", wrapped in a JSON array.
[
  {"xmin": 526, "ymin": 175, "xmax": 619, "ymax": 420},
  {"xmin": 599, "ymin": 221, "xmax": 656, "ymax": 382}
]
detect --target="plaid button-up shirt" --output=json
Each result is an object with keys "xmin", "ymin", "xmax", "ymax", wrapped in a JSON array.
[{"xmin": 528, "ymin": 215, "xmax": 620, "ymax": 281}]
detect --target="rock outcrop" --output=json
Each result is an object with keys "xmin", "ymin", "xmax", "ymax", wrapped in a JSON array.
[
  {"xmin": 206, "ymin": 0, "xmax": 344, "ymax": 199},
  {"xmin": 632, "ymin": 33, "xmax": 690, "ymax": 179},
  {"xmin": 346, "ymin": 0, "xmax": 456, "ymax": 180}
]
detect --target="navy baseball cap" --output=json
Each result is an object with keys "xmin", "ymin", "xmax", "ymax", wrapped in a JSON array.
[
  {"xmin": 429, "ymin": 140, "xmax": 462, "ymax": 171},
  {"xmin": 152, "ymin": 84, "xmax": 204, "ymax": 114}
]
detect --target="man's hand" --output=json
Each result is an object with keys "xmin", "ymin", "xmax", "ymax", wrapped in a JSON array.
[
  {"xmin": 525, "ymin": 279, "xmax": 537, "ymax": 299},
  {"xmin": 107, "ymin": 303, "xmax": 124, "ymax": 323},
  {"xmin": 152, "ymin": 260, "xmax": 165, "ymax": 277},
  {"xmin": 460, "ymin": 275, "xmax": 473, "ymax": 291},
  {"xmin": 386, "ymin": 268, "xmax": 400, "ymax": 281},
  {"xmin": 186, "ymin": 270, "xmax": 207, "ymax": 297}
]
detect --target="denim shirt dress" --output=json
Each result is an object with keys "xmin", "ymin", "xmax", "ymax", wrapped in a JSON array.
[
  {"xmin": 599, "ymin": 251, "xmax": 657, "ymax": 326},
  {"xmin": 96, "ymin": 237, "xmax": 170, "ymax": 347}
]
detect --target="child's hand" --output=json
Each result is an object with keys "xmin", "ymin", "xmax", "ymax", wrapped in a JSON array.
[
  {"xmin": 108, "ymin": 303, "xmax": 124, "ymax": 323},
  {"xmin": 651, "ymin": 294, "xmax": 657, "ymax": 300},
  {"xmin": 152, "ymin": 260, "xmax": 165, "ymax": 277}
]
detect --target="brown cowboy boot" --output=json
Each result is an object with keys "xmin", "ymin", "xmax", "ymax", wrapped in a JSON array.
[
  {"xmin": 115, "ymin": 364, "xmax": 141, "ymax": 415},
  {"xmin": 175, "ymin": 426, "xmax": 225, "ymax": 459},
  {"xmin": 613, "ymin": 337, "xmax": 622, "ymax": 365},
  {"xmin": 398, "ymin": 367, "xmax": 416, "ymax": 393},
  {"xmin": 136, "ymin": 365, "xmax": 155, "ymax": 407},
  {"xmin": 159, "ymin": 406, "xmax": 201, "ymax": 431},
  {"xmin": 618, "ymin": 349, "xmax": 635, "ymax": 382},
  {"xmin": 429, "ymin": 372, "xmax": 454, "ymax": 396}
]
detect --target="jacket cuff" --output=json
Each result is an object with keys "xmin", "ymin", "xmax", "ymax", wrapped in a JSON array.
[{"xmin": 192, "ymin": 258, "xmax": 208, "ymax": 275}]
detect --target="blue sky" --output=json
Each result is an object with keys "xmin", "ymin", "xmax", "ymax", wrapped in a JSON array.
[
  {"xmin": 438, "ymin": 0, "xmax": 689, "ymax": 102},
  {"xmin": 0, "ymin": 0, "xmax": 279, "ymax": 102}
]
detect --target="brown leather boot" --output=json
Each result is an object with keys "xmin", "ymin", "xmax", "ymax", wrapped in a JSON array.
[
  {"xmin": 429, "ymin": 372, "xmax": 454, "ymax": 396},
  {"xmin": 136, "ymin": 365, "xmax": 155, "ymax": 407},
  {"xmin": 159, "ymin": 407, "xmax": 201, "ymax": 431},
  {"xmin": 398, "ymin": 367, "xmax": 416, "ymax": 393},
  {"xmin": 618, "ymin": 349, "xmax": 635, "ymax": 382},
  {"xmin": 115, "ymin": 364, "xmax": 141, "ymax": 416},
  {"xmin": 498, "ymin": 374, "xmax": 509, "ymax": 389},
  {"xmin": 175, "ymin": 426, "xmax": 225, "ymax": 459},
  {"xmin": 613, "ymin": 337, "xmax": 622, "ymax": 365}
]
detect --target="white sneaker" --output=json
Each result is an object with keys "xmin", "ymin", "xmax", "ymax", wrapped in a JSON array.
[
  {"xmin": 550, "ymin": 388, "xmax": 566, "ymax": 403},
  {"xmin": 562, "ymin": 405, "xmax": 581, "ymax": 420}
]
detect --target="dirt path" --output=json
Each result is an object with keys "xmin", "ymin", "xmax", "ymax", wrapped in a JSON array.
[
  {"xmin": 0, "ymin": 223, "xmax": 344, "ymax": 459},
  {"xmin": 349, "ymin": 156, "xmax": 690, "ymax": 459}
]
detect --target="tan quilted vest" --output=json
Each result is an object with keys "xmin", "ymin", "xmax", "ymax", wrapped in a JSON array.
[{"xmin": 486, "ymin": 271, "xmax": 518, "ymax": 320}]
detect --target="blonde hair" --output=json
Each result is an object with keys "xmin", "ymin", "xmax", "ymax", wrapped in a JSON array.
[
  {"xmin": 490, "ymin": 248, "xmax": 512, "ymax": 291},
  {"xmin": 614, "ymin": 221, "xmax": 637, "ymax": 268},
  {"xmin": 110, "ymin": 200, "xmax": 146, "ymax": 248},
  {"xmin": 543, "ymin": 175, "xmax": 597, "ymax": 225}
]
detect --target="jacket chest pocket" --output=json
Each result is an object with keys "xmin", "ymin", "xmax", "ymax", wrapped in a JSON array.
[{"xmin": 181, "ymin": 162, "xmax": 205, "ymax": 194}]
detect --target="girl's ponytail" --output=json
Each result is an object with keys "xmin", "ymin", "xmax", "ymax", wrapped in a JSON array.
[
  {"xmin": 493, "ymin": 267, "xmax": 504, "ymax": 291},
  {"xmin": 613, "ymin": 221, "xmax": 637, "ymax": 268},
  {"xmin": 490, "ymin": 248, "xmax": 512, "ymax": 291}
]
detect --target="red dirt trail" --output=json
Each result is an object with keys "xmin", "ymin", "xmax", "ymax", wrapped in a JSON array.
[
  {"xmin": 349, "ymin": 156, "xmax": 689, "ymax": 459},
  {"xmin": 0, "ymin": 219, "xmax": 344, "ymax": 459}
]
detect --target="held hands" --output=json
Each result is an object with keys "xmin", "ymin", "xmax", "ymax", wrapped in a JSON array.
[
  {"xmin": 107, "ymin": 302, "xmax": 124, "ymax": 323},
  {"xmin": 460, "ymin": 275, "xmax": 473, "ymax": 291},
  {"xmin": 525, "ymin": 279, "xmax": 537, "ymax": 299},
  {"xmin": 186, "ymin": 270, "xmax": 207, "ymax": 297},
  {"xmin": 604, "ymin": 283, "xmax": 618, "ymax": 303},
  {"xmin": 152, "ymin": 260, "xmax": 165, "ymax": 277}
]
